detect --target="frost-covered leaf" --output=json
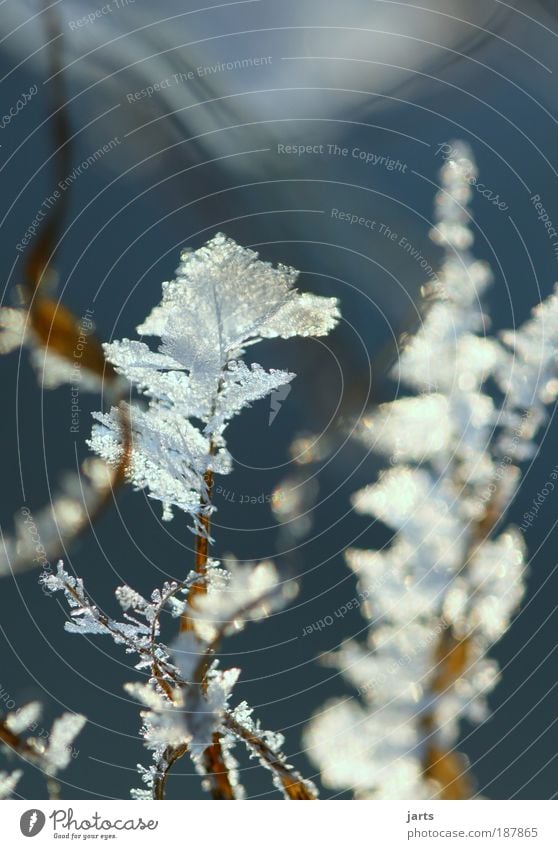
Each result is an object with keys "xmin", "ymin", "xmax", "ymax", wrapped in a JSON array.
[
  {"xmin": 135, "ymin": 232, "xmax": 338, "ymax": 415},
  {"xmin": 308, "ymin": 141, "xmax": 556, "ymax": 801},
  {"xmin": 89, "ymin": 234, "xmax": 339, "ymax": 523},
  {"xmin": 124, "ymin": 683, "xmax": 169, "ymax": 712},
  {"xmin": 89, "ymin": 402, "xmax": 225, "ymax": 523},
  {"xmin": 0, "ymin": 307, "xmax": 26, "ymax": 353},
  {"xmin": 34, "ymin": 233, "xmax": 336, "ymax": 801},
  {"xmin": 115, "ymin": 586, "xmax": 149, "ymax": 612},
  {"xmin": 304, "ymin": 699, "xmax": 429, "ymax": 798},
  {"xmin": 43, "ymin": 713, "xmax": 86, "ymax": 773},
  {"xmin": 207, "ymin": 361, "xmax": 294, "ymax": 434},
  {"xmin": 0, "ymin": 769, "xmax": 22, "ymax": 799},
  {"xmin": 189, "ymin": 558, "xmax": 297, "ymax": 642},
  {"xmin": 5, "ymin": 702, "xmax": 42, "ymax": 735}
]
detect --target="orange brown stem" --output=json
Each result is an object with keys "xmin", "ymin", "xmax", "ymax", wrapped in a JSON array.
[
  {"xmin": 180, "ymin": 469, "xmax": 213, "ymax": 633},
  {"xmin": 202, "ymin": 733, "xmax": 237, "ymax": 799},
  {"xmin": 223, "ymin": 713, "xmax": 316, "ymax": 800}
]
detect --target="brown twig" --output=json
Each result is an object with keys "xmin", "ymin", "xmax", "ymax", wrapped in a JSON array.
[
  {"xmin": 0, "ymin": 715, "xmax": 61, "ymax": 799},
  {"xmin": 223, "ymin": 712, "xmax": 316, "ymax": 800},
  {"xmin": 176, "ymin": 464, "xmax": 241, "ymax": 797},
  {"xmin": 180, "ymin": 469, "xmax": 214, "ymax": 633},
  {"xmin": 421, "ymin": 633, "xmax": 474, "ymax": 800},
  {"xmin": 22, "ymin": 5, "xmax": 117, "ymax": 386},
  {"xmin": 202, "ymin": 733, "xmax": 237, "ymax": 799},
  {"xmin": 152, "ymin": 743, "xmax": 188, "ymax": 800},
  {"xmin": 0, "ymin": 719, "xmax": 40, "ymax": 763},
  {"xmin": 421, "ymin": 484, "xmax": 508, "ymax": 798}
]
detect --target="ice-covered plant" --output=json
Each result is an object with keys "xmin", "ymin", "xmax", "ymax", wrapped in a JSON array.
[
  {"xmin": 0, "ymin": 701, "xmax": 85, "ymax": 799},
  {"xmin": 304, "ymin": 143, "xmax": 558, "ymax": 799},
  {"xmin": 42, "ymin": 234, "xmax": 339, "ymax": 799}
]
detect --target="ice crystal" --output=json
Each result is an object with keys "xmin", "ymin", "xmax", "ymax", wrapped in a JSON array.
[
  {"xmin": 5, "ymin": 702, "xmax": 42, "ymax": 735},
  {"xmin": 36, "ymin": 235, "xmax": 336, "ymax": 799},
  {"xmin": 0, "ymin": 770, "xmax": 22, "ymax": 799},
  {"xmin": 189, "ymin": 557, "xmax": 298, "ymax": 643},
  {"xmin": 89, "ymin": 233, "xmax": 339, "ymax": 523},
  {"xmin": 43, "ymin": 714, "xmax": 86, "ymax": 773},
  {"xmin": 0, "ymin": 699, "xmax": 85, "ymax": 782},
  {"xmin": 306, "ymin": 141, "xmax": 558, "ymax": 800},
  {"xmin": 44, "ymin": 553, "xmax": 306, "ymax": 799}
]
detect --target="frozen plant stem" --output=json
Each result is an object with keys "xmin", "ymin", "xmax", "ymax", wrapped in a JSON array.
[
  {"xmin": 180, "ymin": 467, "xmax": 214, "ymax": 634},
  {"xmin": 305, "ymin": 142, "xmax": 558, "ymax": 800},
  {"xmin": 0, "ymin": 705, "xmax": 85, "ymax": 799},
  {"xmin": 46, "ymin": 234, "xmax": 338, "ymax": 799},
  {"xmin": 202, "ymin": 733, "xmax": 237, "ymax": 800},
  {"xmin": 223, "ymin": 713, "xmax": 316, "ymax": 800}
]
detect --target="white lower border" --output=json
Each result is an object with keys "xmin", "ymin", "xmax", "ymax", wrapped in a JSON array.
[{"xmin": 1, "ymin": 800, "xmax": 556, "ymax": 848}]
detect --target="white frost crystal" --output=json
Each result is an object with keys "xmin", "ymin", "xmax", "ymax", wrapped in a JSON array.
[
  {"xmin": 5, "ymin": 702, "xmax": 42, "ymax": 735},
  {"xmin": 0, "ymin": 770, "xmax": 22, "ymax": 799},
  {"xmin": 43, "ymin": 713, "xmax": 86, "ymax": 773},
  {"xmin": 306, "ymin": 142, "xmax": 558, "ymax": 799},
  {"xmin": 89, "ymin": 233, "xmax": 339, "ymax": 523},
  {"xmin": 189, "ymin": 557, "xmax": 298, "ymax": 642},
  {"xmin": 39, "ymin": 234, "xmax": 336, "ymax": 799},
  {"xmin": 1, "ymin": 696, "xmax": 85, "ymax": 780}
]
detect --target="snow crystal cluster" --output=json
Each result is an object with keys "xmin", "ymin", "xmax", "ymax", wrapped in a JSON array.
[
  {"xmin": 38, "ymin": 236, "xmax": 337, "ymax": 799},
  {"xmin": 0, "ymin": 696, "xmax": 85, "ymax": 798},
  {"xmin": 305, "ymin": 143, "xmax": 558, "ymax": 799},
  {"xmin": 89, "ymin": 233, "xmax": 339, "ymax": 525},
  {"xmin": 0, "ymin": 769, "xmax": 23, "ymax": 800},
  {"xmin": 43, "ymin": 555, "xmax": 312, "ymax": 800}
]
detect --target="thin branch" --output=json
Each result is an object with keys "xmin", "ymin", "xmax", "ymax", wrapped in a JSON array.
[
  {"xmin": 223, "ymin": 712, "xmax": 316, "ymax": 800},
  {"xmin": 0, "ymin": 719, "xmax": 41, "ymax": 763},
  {"xmin": 180, "ymin": 468, "xmax": 214, "ymax": 635},
  {"xmin": 422, "ymin": 484, "xmax": 507, "ymax": 798},
  {"xmin": 202, "ymin": 733, "xmax": 237, "ymax": 800},
  {"xmin": 191, "ymin": 582, "xmax": 288, "ymax": 685},
  {"xmin": 152, "ymin": 743, "xmax": 188, "ymax": 800},
  {"xmin": 0, "ymin": 717, "xmax": 61, "ymax": 799}
]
